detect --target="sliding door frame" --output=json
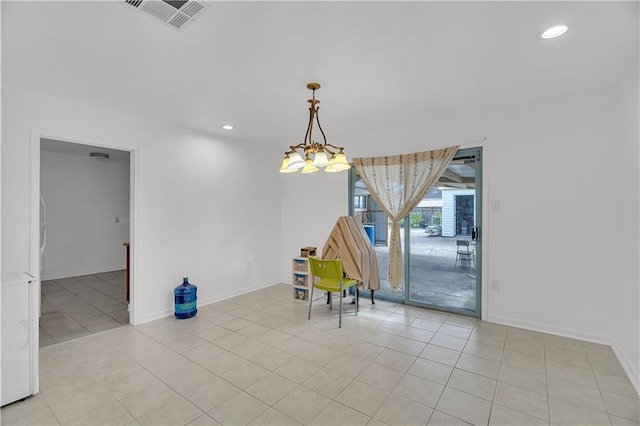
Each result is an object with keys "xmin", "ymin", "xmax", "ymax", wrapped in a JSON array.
[
  {"xmin": 349, "ymin": 146, "xmax": 483, "ymax": 318},
  {"xmin": 404, "ymin": 147, "xmax": 483, "ymax": 317}
]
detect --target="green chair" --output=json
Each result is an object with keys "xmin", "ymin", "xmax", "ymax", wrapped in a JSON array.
[{"xmin": 307, "ymin": 257, "xmax": 358, "ymax": 328}]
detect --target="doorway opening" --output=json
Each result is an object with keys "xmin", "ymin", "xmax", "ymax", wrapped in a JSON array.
[
  {"xmin": 38, "ymin": 137, "xmax": 133, "ymax": 346},
  {"xmin": 349, "ymin": 147, "xmax": 482, "ymax": 317}
]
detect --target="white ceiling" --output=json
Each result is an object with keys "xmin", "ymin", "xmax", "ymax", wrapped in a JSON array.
[{"xmin": 2, "ymin": 1, "xmax": 638, "ymax": 155}]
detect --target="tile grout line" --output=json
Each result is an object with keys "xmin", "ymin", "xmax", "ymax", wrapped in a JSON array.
[{"xmin": 40, "ymin": 272, "xmax": 129, "ymax": 346}]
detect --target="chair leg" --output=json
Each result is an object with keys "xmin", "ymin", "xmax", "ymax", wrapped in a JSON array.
[
  {"xmin": 355, "ymin": 287, "xmax": 358, "ymax": 315},
  {"xmin": 339, "ymin": 287, "xmax": 343, "ymax": 328},
  {"xmin": 371, "ymin": 289, "xmax": 375, "ymax": 304},
  {"xmin": 307, "ymin": 285, "xmax": 315, "ymax": 320}
]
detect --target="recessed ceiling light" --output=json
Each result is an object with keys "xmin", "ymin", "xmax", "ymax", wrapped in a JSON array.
[
  {"xmin": 540, "ymin": 24, "xmax": 569, "ymax": 39},
  {"xmin": 221, "ymin": 124, "xmax": 235, "ymax": 130}
]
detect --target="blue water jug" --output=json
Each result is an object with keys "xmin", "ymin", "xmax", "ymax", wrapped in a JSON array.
[{"xmin": 174, "ymin": 277, "xmax": 197, "ymax": 319}]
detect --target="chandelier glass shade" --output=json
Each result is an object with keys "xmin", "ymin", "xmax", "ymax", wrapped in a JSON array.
[{"xmin": 279, "ymin": 83, "xmax": 351, "ymax": 174}]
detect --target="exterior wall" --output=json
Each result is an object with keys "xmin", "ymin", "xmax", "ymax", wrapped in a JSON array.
[
  {"xmin": 441, "ymin": 189, "xmax": 475, "ymax": 237},
  {"xmin": 441, "ymin": 191, "xmax": 456, "ymax": 237}
]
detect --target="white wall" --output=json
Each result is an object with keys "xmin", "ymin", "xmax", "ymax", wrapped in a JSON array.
[
  {"xmin": 613, "ymin": 69, "xmax": 640, "ymax": 389},
  {"xmin": 280, "ymin": 170, "xmax": 349, "ymax": 276},
  {"xmin": 2, "ymin": 87, "xmax": 283, "ymax": 324},
  {"xmin": 40, "ymin": 149, "xmax": 130, "ymax": 280},
  {"xmin": 480, "ymin": 90, "xmax": 637, "ymax": 388},
  {"xmin": 280, "ymin": 87, "xmax": 639, "ymax": 389}
]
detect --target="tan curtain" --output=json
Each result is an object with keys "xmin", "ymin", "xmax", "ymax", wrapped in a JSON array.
[{"xmin": 353, "ymin": 146, "xmax": 459, "ymax": 290}]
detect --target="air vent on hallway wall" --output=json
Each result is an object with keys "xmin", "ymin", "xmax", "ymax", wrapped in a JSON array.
[{"xmin": 124, "ymin": 0, "xmax": 210, "ymax": 31}]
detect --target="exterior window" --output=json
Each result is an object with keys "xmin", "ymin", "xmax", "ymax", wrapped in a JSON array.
[{"xmin": 354, "ymin": 195, "xmax": 367, "ymax": 210}]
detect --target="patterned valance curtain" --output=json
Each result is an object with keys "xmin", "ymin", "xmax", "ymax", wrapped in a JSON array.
[{"xmin": 353, "ymin": 146, "xmax": 459, "ymax": 290}]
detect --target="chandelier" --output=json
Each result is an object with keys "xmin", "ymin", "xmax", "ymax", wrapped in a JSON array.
[{"xmin": 279, "ymin": 83, "xmax": 351, "ymax": 174}]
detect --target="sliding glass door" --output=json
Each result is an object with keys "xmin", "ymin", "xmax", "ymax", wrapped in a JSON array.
[
  {"xmin": 349, "ymin": 147, "xmax": 482, "ymax": 316},
  {"xmin": 405, "ymin": 148, "xmax": 481, "ymax": 316}
]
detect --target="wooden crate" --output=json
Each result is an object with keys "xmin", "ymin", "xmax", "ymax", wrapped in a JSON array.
[{"xmin": 300, "ymin": 246, "xmax": 317, "ymax": 257}]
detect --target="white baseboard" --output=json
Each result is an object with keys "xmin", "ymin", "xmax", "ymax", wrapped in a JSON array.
[
  {"xmin": 134, "ymin": 307, "xmax": 175, "ymax": 325},
  {"xmin": 610, "ymin": 338, "xmax": 640, "ymax": 396},
  {"xmin": 134, "ymin": 280, "xmax": 281, "ymax": 325},
  {"xmin": 41, "ymin": 266, "xmax": 125, "ymax": 281},
  {"xmin": 485, "ymin": 314, "xmax": 612, "ymax": 344},
  {"xmin": 196, "ymin": 280, "xmax": 280, "ymax": 308},
  {"xmin": 486, "ymin": 314, "xmax": 640, "ymax": 395}
]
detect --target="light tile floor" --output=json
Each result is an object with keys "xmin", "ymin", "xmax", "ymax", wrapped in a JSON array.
[
  {"xmin": 40, "ymin": 271, "xmax": 129, "ymax": 347},
  {"xmin": 3, "ymin": 283, "xmax": 638, "ymax": 425}
]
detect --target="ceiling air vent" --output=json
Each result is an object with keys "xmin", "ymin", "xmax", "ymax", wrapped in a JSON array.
[{"xmin": 124, "ymin": 0, "xmax": 210, "ymax": 31}]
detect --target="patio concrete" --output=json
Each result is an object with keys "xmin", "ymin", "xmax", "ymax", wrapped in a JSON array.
[{"xmin": 361, "ymin": 229, "xmax": 477, "ymax": 313}]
